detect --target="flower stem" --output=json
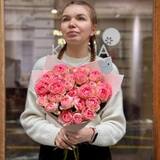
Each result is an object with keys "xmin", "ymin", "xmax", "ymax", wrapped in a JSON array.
[
  {"xmin": 73, "ymin": 147, "xmax": 79, "ymax": 160},
  {"xmin": 63, "ymin": 149, "xmax": 68, "ymax": 160}
]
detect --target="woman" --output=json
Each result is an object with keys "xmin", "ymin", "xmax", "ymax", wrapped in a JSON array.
[{"xmin": 20, "ymin": 1, "xmax": 126, "ymax": 160}]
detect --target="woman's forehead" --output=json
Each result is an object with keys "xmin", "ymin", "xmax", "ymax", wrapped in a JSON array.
[{"xmin": 62, "ymin": 4, "xmax": 91, "ymax": 16}]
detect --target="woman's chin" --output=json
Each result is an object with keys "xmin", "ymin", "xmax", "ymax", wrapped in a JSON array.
[{"xmin": 67, "ymin": 39, "xmax": 82, "ymax": 45}]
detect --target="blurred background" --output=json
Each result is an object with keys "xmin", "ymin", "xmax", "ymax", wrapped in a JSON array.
[{"xmin": 4, "ymin": 0, "xmax": 153, "ymax": 159}]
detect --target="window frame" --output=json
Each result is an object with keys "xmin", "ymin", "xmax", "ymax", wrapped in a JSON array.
[{"xmin": 0, "ymin": 0, "xmax": 159, "ymax": 159}]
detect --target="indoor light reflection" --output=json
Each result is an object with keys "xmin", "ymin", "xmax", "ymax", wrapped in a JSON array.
[{"xmin": 131, "ymin": 16, "xmax": 142, "ymax": 104}]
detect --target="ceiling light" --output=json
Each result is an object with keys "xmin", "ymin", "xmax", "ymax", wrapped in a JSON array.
[{"xmin": 51, "ymin": 9, "xmax": 58, "ymax": 14}]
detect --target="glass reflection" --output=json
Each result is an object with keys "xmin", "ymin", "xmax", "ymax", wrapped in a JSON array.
[{"xmin": 5, "ymin": 0, "xmax": 153, "ymax": 160}]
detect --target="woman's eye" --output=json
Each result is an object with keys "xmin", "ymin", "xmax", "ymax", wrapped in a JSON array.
[
  {"xmin": 61, "ymin": 17, "xmax": 70, "ymax": 22},
  {"xmin": 77, "ymin": 16, "xmax": 86, "ymax": 21}
]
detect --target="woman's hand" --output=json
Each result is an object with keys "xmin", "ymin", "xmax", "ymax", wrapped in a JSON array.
[
  {"xmin": 65, "ymin": 127, "xmax": 94, "ymax": 145},
  {"xmin": 55, "ymin": 127, "xmax": 94, "ymax": 149},
  {"xmin": 55, "ymin": 128, "xmax": 75, "ymax": 150}
]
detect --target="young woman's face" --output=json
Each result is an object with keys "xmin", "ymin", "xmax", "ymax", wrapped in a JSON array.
[{"xmin": 60, "ymin": 4, "xmax": 96, "ymax": 45}]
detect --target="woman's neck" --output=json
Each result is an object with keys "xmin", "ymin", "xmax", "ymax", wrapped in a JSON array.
[{"xmin": 65, "ymin": 43, "xmax": 89, "ymax": 58}]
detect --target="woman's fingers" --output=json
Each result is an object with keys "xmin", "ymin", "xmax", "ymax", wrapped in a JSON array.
[
  {"xmin": 60, "ymin": 129, "xmax": 75, "ymax": 145},
  {"xmin": 65, "ymin": 131, "xmax": 80, "ymax": 144},
  {"xmin": 66, "ymin": 135, "xmax": 78, "ymax": 144},
  {"xmin": 55, "ymin": 128, "xmax": 75, "ymax": 150},
  {"xmin": 55, "ymin": 135, "xmax": 73, "ymax": 150},
  {"xmin": 65, "ymin": 128, "xmax": 93, "ymax": 144}
]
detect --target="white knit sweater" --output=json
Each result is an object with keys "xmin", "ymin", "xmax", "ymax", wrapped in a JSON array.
[{"xmin": 20, "ymin": 54, "xmax": 126, "ymax": 147}]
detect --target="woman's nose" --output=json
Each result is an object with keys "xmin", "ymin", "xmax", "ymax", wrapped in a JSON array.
[{"xmin": 68, "ymin": 19, "xmax": 76, "ymax": 28}]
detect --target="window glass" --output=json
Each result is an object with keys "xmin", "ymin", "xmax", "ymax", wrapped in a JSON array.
[{"xmin": 5, "ymin": 0, "xmax": 153, "ymax": 159}]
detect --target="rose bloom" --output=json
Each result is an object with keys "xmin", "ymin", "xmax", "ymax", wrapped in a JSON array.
[
  {"xmin": 44, "ymin": 102, "xmax": 58, "ymax": 112},
  {"xmin": 52, "ymin": 64, "xmax": 69, "ymax": 75},
  {"xmin": 47, "ymin": 93, "xmax": 56, "ymax": 103},
  {"xmin": 71, "ymin": 66, "xmax": 90, "ymax": 74},
  {"xmin": 78, "ymin": 83, "xmax": 96, "ymax": 99},
  {"xmin": 60, "ymin": 95, "xmax": 74, "ymax": 110},
  {"xmin": 48, "ymin": 78, "xmax": 66, "ymax": 95},
  {"xmin": 42, "ymin": 70, "xmax": 55, "ymax": 81},
  {"xmin": 58, "ymin": 110, "xmax": 73, "ymax": 125},
  {"xmin": 88, "ymin": 81, "xmax": 97, "ymax": 87},
  {"xmin": 64, "ymin": 73, "xmax": 75, "ymax": 83},
  {"xmin": 64, "ymin": 74, "xmax": 75, "ymax": 91},
  {"xmin": 86, "ymin": 97, "xmax": 100, "ymax": 112},
  {"xmin": 74, "ymin": 67, "xmax": 89, "ymax": 85},
  {"xmin": 35, "ymin": 80, "xmax": 49, "ymax": 96},
  {"xmin": 74, "ymin": 97, "xmax": 86, "ymax": 111},
  {"xmin": 79, "ymin": 66, "xmax": 90, "ymax": 74},
  {"xmin": 70, "ymin": 67, "xmax": 77, "ymax": 74},
  {"xmin": 73, "ymin": 113, "xmax": 83, "ymax": 124},
  {"xmin": 89, "ymin": 70, "xmax": 104, "ymax": 82},
  {"xmin": 47, "ymin": 93, "xmax": 63, "ymax": 103},
  {"xmin": 67, "ymin": 88, "xmax": 78, "ymax": 97},
  {"xmin": 36, "ymin": 95, "xmax": 48, "ymax": 106},
  {"xmin": 82, "ymin": 108, "xmax": 95, "ymax": 120},
  {"xmin": 97, "ymin": 83, "xmax": 112, "ymax": 102}
]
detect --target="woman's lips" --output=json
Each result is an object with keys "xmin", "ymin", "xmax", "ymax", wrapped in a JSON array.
[{"xmin": 66, "ymin": 31, "xmax": 79, "ymax": 37}]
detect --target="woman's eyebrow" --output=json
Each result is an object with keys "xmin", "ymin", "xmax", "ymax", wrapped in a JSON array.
[
  {"xmin": 62, "ymin": 13, "xmax": 87, "ymax": 18},
  {"xmin": 76, "ymin": 14, "xmax": 87, "ymax": 17},
  {"xmin": 61, "ymin": 15, "xmax": 69, "ymax": 18}
]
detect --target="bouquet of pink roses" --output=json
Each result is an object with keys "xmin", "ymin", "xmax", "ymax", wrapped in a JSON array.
[
  {"xmin": 31, "ymin": 55, "xmax": 123, "ymax": 130},
  {"xmin": 34, "ymin": 63, "xmax": 112, "ymax": 126},
  {"xmin": 31, "ymin": 55, "xmax": 123, "ymax": 159}
]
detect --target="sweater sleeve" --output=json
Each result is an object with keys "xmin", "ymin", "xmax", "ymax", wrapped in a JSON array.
[
  {"xmin": 20, "ymin": 57, "xmax": 61, "ymax": 146},
  {"xmin": 92, "ymin": 89, "xmax": 126, "ymax": 146},
  {"xmin": 92, "ymin": 63, "xmax": 126, "ymax": 146}
]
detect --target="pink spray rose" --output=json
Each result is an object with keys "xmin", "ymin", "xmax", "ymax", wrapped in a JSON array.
[
  {"xmin": 86, "ymin": 97, "xmax": 100, "ymax": 112},
  {"xmin": 89, "ymin": 70, "xmax": 104, "ymax": 82},
  {"xmin": 58, "ymin": 110, "xmax": 73, "ymax": 125},
  {"xmin": 74, "ymin": 97, "xmax": 86, "ymax": 111},
  {"xmin": 82, "ymin": 108, "xmax": 95, "ymax": 120},
  {"xmin": 35, "ymin": 80, "xmax": 49, "ymax": 96},
  {"xmin": 45, "ymin": 102, "xmax": 58, "ymax": 112},
  {"xmin": 52, "ymin": 64, "xmax": 69, "ymax": 75},
  {"xmin": 74, "ymin": 66, "xmax": 89, "ymax": 85},
  {"xmin": 60, "ymin": 95, "xmax": 74, "ymax": 110},
  {"xmin": 71, "ymin": 66, "xmax": 90, "ymax": 74},
  {"xmin": 73, "ymin": 113, "xmax": 83, "ymax": 124},
  {"xmin": 64, "ymin": 74, "xmax": 75, "ymax": 91},
  {"xmin": 78, "ymin": 83, "xmax": 96, "ymax": 99},
  {"xmin": 97, "ymin": 83, "xmax": 112, "ymax": 102},
  {"xmin": 42, "ymin": 71, "xmax": 55, "ymax": 81},
  {"xmin": 48, "ymin": 78, "xmax": 66, "ymax": 95},
  {"xmin": 36, "ymin": 95, "xmax": 48, "ymax": 106},
  {"xmin": 67, "ymin": 88, "xmax": 78, "ymax": 97},
  {"xmin": 47, "ymin": 93, "xmax": 63, "ymax": 103},
  {"xmin": 88, "ymin": 81, "xmax": 97, "ymax": 87}
]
